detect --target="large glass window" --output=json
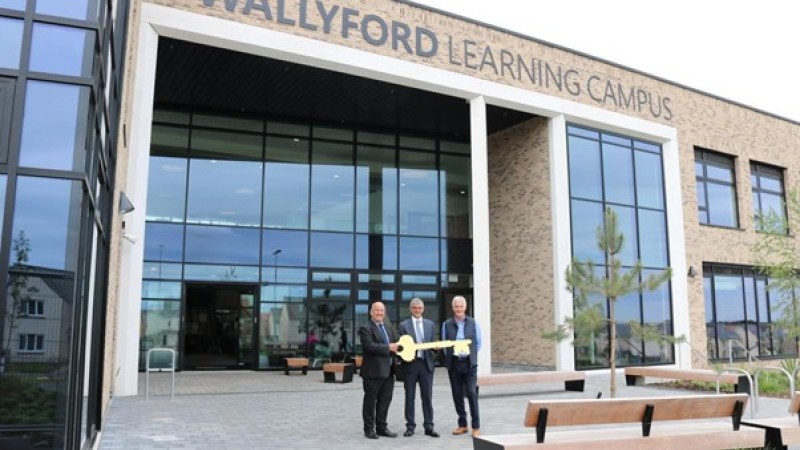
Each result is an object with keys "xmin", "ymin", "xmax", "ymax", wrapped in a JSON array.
[
  {"xmin": 144, "ymin": 108, "xmax": 473, "ymax": 371},
  {"xmin": 0, "ymin": 18, "xmax": 23, "ymax": 69},
  {"xmin": 567, "ymin": 124, "xmax": 671, "ymax": 369},
  {"xmin": 19, "ymin": 80, "xmax": 90, "ymax": 171},
  {"xmin": 29, "ymin": 23, "xmax": 94, "ymax": 77},
  {"xmin": 704, "ymin": 264, "xmax": 795, "ymax": 360},
  {"xmin": 695, "ymin": 149, "xmax": 738, "ymax": 227},
  {"xmin": 751, "ymin": 162, "xmax": 786, "ymax": 231}
]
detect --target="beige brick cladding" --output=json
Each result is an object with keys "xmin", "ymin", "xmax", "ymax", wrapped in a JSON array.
[{"xmin": 488, "ymin": 117, "xmax": 554, "ymax": 367}]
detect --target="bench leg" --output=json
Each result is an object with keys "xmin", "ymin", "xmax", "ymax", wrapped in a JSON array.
[
  {"xmin": 565, "ymin": 379, "xmax": 585, "ymax": 392},
  {"xmin": 734, "ymin": 375, "xmax": 751, "ymax": 394},
  {"xmin": 625, "ymin": 375, "xmax": 644, "ymax": 386},
  {"xmin": 342, "ymin": 365, "xmax": 354, "ymax": 383},
  {"xmin": 324, "ymin": 371, "xmax": 336, "ymax": 383},
  {"xmin": 302, "ymin": 365, "xmax": 308, "ymax": 375}
]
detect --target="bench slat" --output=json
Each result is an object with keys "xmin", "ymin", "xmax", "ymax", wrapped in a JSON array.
[
  {"xmin": 478, "ymin": 371, "xmax": 585, "ymax": 386},
  {"xmin": 625, "ymin": 367, "xmax": 740, "ymax": 384},
  {"xmin": 524, "ymin": 394, "xmax": 749, "ymax": 427}
]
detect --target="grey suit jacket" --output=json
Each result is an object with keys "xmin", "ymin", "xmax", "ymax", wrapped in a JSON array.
[{"xmin": 398, "ymin": 317, "xmax": 436, "ymax": 373}]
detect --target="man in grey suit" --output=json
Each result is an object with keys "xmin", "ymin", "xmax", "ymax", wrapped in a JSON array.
[{"xmin": 397, "ymin": 298, "xmax": 440, "ymax": 438}]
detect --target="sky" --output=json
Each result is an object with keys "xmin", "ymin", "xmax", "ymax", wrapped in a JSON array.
[{"xmin": 410, "ymin": 0, "xmax": 800, "ymax": 123}]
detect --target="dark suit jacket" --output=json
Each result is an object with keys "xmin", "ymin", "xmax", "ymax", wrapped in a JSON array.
[
  {"xmin": 398, "ymin": 317, "xmax": 436, "ymax": 373},
  {"xmin": 358, "ymin": 321, "xmax": 397, "ymax": 379}
]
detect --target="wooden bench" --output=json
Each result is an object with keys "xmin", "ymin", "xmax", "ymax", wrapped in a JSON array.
[
  {"xmin": 742, "ymin": 391, "xmax": 800, "ymax": 449},
  {"xmin": 351, "ymin": 355, "xmax": 362, "ymax": 374},
  {"xmin": 625, "ymin": 367, "xmax": 751, "ymax": 393},
  {"xmin": 322, "ymin": 362, "xmax": 355, "ymax": 383},
  {"xmin": 478, "ymin": 371, "xmax": 586, "ymax": 393},
  {"xmin": 284, "ymin": 357, "xmax": 309, "ymax": 376},
  {"xmin": 473, "ymin": 393, "xmax": 764, "ymax": 450}
]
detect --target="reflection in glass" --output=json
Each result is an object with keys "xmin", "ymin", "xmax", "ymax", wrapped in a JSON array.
[
  {"xmin": 399, "ymin": 237, "xmax": 438, "ymax": 271},
  {"xmin": 609, "ymin": 205, "xmax": 637, "ymax": 266},
  {"xmin": 260, "ymin": 284, "xmax": 307, "ymax": 302},
  {"xmin": 638, "ymin": 210, "xmax": 668, "ymax": 267},
  {"xmin": 264, "ymin": 137, "xmax": 309, "ymax": 229},
  {"xmin": 399, "ymin": 151, "xmax": 437, "ymax": 236},
  {"xmin": 150, "ymin": 125, "xmax": 189, "ymax": 157},
  {"xmin": 147, "ymin": 156, "xmax": 188, "ymax": 222},
  {"xmin": 259, "ymin": 302, "xmax": 307, "ymax": 367},
  {"xmin": 141, "ymin": 281, "xmax": 181, "ymax": 299},
  {"xmin": 356, "ymin": 145, "xmax": 396, "ymax": 234},
  {"xmin": 311, "ymin": 141, "xmax": 353, "ymax": 231},
  {"xmin": 143, "ymin": 262, "xmax": 182, "ymax": 280},
  {"xmin": 570, "ymin": 199, "xmax": 603, "ymax": 263},
  {"xmin": 187, "ymin": 158, "xmax": 262, "ymax": 226},
  {"xmin": 568, "ymin": 136, "xmax": 602, "ymax": 201},
  {"xmin": 0, "ymin": 17, "xmax": 23, "ymax": 69},
  {"xmin": 440, "ymin": 155, "xmax": 470, "ymax": 238},
  {"xmin": 30, "ymin": 23, "xmax": 94, "ymax": 77},
  {"xmin": 356, "ymin": 234, "xmax": 397, "ymax": 270},
  {"xmin": 139, "ymin": 300, "xmax": 181, "ymax": 369},
  {"xmin": 183, "ymin": 264, "xmax": 259, "ymax": 281},
  {"xmin": 262, "ymin": 229, "xmax": 308, "ymax": 267},
  {"xmin": 602, "ymin": 143, "xmax": 634, "ymax": 205},
  {"xmin": 184, "ymin": 225, "xmax": 259, "ymax": 264},
  {"xmin": 144, "ymin": 223, "xmax": 184, "ymax": 262},
  {"xmin": 635, "ymin": 151, "xmax": 664, "ymax": 209},
  {"xmin": 11, "ymin": 177, "xmax": 80, "ymax": 270},
  {"xmin": 310, "ymin": 232, "xmax": 353, "ymax": 268},
  {"xmin": 36, "ymin": 0, "xmax": 98, "ymax": 20},
  {"xmin": 19, "ymin": 81, "xmax": 90, "ymax": 170}
]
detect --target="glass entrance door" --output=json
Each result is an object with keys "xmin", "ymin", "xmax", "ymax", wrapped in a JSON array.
[{"xmin": 183, "ymin": 283, "xmax": 257, "ymax": 370}]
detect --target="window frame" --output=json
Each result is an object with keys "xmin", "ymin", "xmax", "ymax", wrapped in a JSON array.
[
  {"xmin": 695, "ymin": 148, "xmax": 739, "ymax": 228},
  {"xmin": 18, "ymin": 333, "xmax": 45, "ymax": 353},
  {"xmin": 751, "ymin": 161, "xmax": 788, "ymax": 232}
]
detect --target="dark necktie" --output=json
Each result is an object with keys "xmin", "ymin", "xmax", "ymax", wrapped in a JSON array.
[{"xmin": 378, "ymin": 323, "xmax": 389, "ymax": 344}]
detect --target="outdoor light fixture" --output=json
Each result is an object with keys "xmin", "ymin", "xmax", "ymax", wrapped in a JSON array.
[
  {"xmin": 119, "ymin": 191, "xmax": 135, "ymax": 215},
  {"xmin": 687, "ymin": 266, "xmax": 697, "ymax": 278}
]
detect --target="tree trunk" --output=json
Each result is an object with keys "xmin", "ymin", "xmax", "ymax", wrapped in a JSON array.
[{"xmin": 609, "ymin": 299, "xmax": 617, "ymax": 398}]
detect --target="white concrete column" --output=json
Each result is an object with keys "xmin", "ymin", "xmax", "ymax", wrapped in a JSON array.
[
  {"xmin": 469, "ymin": 95, "xmax": 492, "ymax": 375},
  {"xmin": 549, "ymin": 115, "xmax": 575, "ymax": 371},
  {"xmin": 114, "ymin": 19, "xmax": 159, "ymax": 396}
]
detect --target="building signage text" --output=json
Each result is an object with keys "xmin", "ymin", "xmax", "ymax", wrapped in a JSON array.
[{"xmin": 202, "ymin": 0, "xmax": 673, "ymax": 120}]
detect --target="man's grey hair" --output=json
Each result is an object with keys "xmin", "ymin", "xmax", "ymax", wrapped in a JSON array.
[
  {"xmin": 452, "ymin": 295, "xmax": 467, "ymax": 306},
  {"xmin": 409, "ymin": 298, "xmax": 424, "ymax": 308}
]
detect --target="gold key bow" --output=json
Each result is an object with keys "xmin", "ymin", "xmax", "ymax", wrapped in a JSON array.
[{"xmin": 396, "ymin": 334, "xmax": 472, "ymax": 362}]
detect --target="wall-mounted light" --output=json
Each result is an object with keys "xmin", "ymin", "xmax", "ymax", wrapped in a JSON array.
[
  {"xmin": 119, "ymin": 191, "xmax": 135, "ymax": 215},
  {"xmin": 687, "ymin": 266, "xmax": 698, "ymax": 278}
]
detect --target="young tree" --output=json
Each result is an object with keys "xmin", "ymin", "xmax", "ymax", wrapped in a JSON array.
[
  {"xmin": 751, "ymin": 189, "xmax": 800, "ymax": 355},
  {"xmin": 544, "ymin": 207, "xmax": 672, "ymax": 397},
  {"xmin": 4, "ymin": 230, "xmax": 40, "ymax": 364}
]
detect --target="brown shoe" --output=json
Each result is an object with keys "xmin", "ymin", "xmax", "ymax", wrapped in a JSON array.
[
  {"xmin": 452, "ymin": 427, "xmax": 468, "ymax": 435},
  {"xmin": 471, "ymin": 429, "xmax": 481, "ymax": 437}
]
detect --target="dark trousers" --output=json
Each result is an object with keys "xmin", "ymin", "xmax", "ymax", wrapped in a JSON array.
[
  {"xmin": 362, "ymin": 374, "xmax": 394, "ymax": 433},
  {"xmin": 403, "ymin": 359, "xmax": 434, "ymax": 431},
  {"xmin": 448, "ymin": 359, "xmax": 479, "ymax": 429}
]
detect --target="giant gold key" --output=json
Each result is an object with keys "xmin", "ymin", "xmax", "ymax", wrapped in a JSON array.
[{"xmin": 395, "ymin": 334, "xmax": 471, "ymax": 362}]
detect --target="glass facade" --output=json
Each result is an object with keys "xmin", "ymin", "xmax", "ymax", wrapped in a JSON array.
[
  {"xmin": 704, "ymin": 264, "xmax": 797, "ymax": 361},
  {"xmin": 142, "ymin": 108, "xmax": 473, "ymax": 370},
  {"xmin": 0, "ymin": 0, "xmax": 128, "ymax": 449},
  {"xmin": 567, "ymin": 124, "xmax": 672, "ymax": 369}
]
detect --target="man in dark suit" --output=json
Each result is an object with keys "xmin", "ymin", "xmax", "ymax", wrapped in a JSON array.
[
  {"xmin": 358, "ymin": 301, "xmax": 399, "ymax": 439},
  {"xmin": 398, "ymin": 298, "xmax": 440, "ymax": 438}
]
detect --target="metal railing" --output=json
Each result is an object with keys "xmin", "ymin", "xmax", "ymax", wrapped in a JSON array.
[
  {"xmin": 146, "ymin": 348, "xmax": 176, "ymax": 400},
  {"xmin": 716, "ymin": 367, "xmax": 754, "ymax": 417},
  {"xmin": 752, "ymin": 366, "xmax": 794, "ymax": 413}
]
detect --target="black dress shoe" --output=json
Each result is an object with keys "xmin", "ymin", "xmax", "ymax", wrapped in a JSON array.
[
  {"xmin": 403, "ymin": 429, "xmax": 414, "ymax": 437},
  {"xmin": 364, "ymin": 431, "xmax": 379, "ymax": 439},
  {"xmin": 425, "ymin": 429, "xmax": 440, "ymax": 438},
  {"xmin": 377, "ymin": 429, "xmax": 397, "ymax": 438}
]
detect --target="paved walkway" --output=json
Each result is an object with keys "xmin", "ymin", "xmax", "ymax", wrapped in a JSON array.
[{"xmin": 98, "ymin": 368, "xmax": 796, "ymax": 449}]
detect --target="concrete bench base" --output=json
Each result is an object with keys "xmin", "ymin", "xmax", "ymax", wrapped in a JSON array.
[
  {"xmin": 284, "ymin": 357, "xmax": 309, "ymax": 376},
  {"xmin": 323, "ymin": 363, "xmax": 354, "ymax": 383}
]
